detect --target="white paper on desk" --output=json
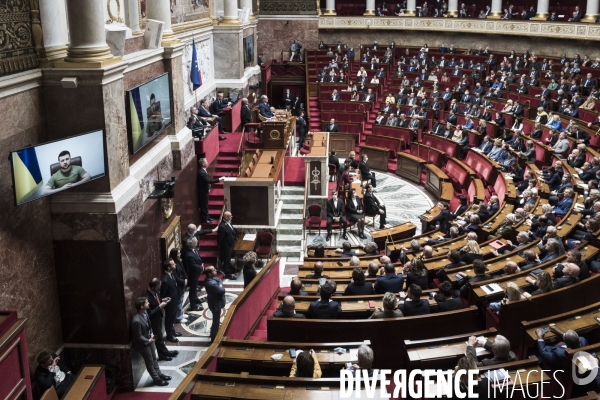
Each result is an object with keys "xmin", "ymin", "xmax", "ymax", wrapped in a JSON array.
[
  {"xmin": 243, "ymin": 233, "xmax": 257, "ymax": 241},
  {"xmin": 465, "ymin": 336, "xmax": 487, "ymax": 354},
  {"xmin": 504, "ymin": 176, "xmax": 513, "ymax": 180},
  {"xmin": 481, "ymin": 283, "xmax": 503, "ymax": 295},
  {"xmin": 271, "ymin": 353, "xmax": 283, "ymax": 361},
  {"xmin": 222, "ymin": 177, "xmax": 237, "ymax": 181},
  {"xmin": 350, "ymin": 348, "xmax": 359, "ymax": 362}
]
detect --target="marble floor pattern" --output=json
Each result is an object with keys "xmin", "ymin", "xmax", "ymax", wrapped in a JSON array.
[
  {"xmin": 135, "ymin": 347, "xmax": 207, "ymax": 392},
  {"xmin": 180, "ymin": 293, "xmax": 239, "ymax": 337},
  {"xmin": 304, "ymin": 171, "xmax": 434, "ymax": 247}
]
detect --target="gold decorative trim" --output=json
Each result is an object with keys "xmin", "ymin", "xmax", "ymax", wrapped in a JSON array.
[
  {"xmin": 106, "ymin": 0, "xmax": 124, "ymax": 24},
  {"xmin": 324, "ymin": 10, "xmax": 336, "ymax": 15},
  {"xmin": 582, "ymin": 14, "xmax": 598, "ymax": 22}
]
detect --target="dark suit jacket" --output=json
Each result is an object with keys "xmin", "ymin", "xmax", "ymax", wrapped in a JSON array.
[
  {"xmin": 344, "ymin": 282, "xmax": 375, "ymax": 295},
  {"xmin": 436, "ymin": 297, "xmax": 464, "ymax": 312},
  {"xmin": 468, "ymin": 343, "xmax": 516, "ymax": 366},
  {"xmin": 131, "ymin": 312, "xmax": 153, "ymax": 351},
  {"xmin": 217, "ymin": 221, "xmax": 237, "ymax": 253},
  {"xmin": 328, "ymin": 155, "xmax": 340, "ymax": 172},
  {"xmin": 401, "ymin": 299, "xmax": 430, "ymax": 316},
  {"xmin": 173, "ymin": 260, "xmax": 187, "ymax": 297},
  {"xmin": 308, "ymin": 299, "xmax": 341, "ymax": 319},
  {"xmin": 359, "ymin": 160, "xmax": 371, "ymax": 179},
  {"xmin": 374, "ymin": 274, "xmax": 404, "ymax": 293},
  {"xmin": 160, "ymin": 272, "xmax": 180, "ymax": 305},
  {"xmin": 259, "ymin": 102, "xmax": 274, "ymax": 118},
  {"xmin": 197, "ymin": 106, "xmax": 213, "ymax": 117},
  {"xmin": 146, "ymin": 289, "xmax": 164, "ymax": 336},
  {"xmin": 241, "ymin": 104, "xmax": 252, "ymax": 125},
  {"xmin": 210, "ymin": 99, "xmax": 226, "ymax": 115},
  {"xmin": 327, "ymin": 198, "xmax": 345, "ymax": 219},
  {"xmin": 430, "ymin": 209, "xmax": 452, "ymax": 233},
  {"xmin": 197, "ymin": 168, "xmax": 220, "ymax": 200},
  {"xmin": 184, "ymin": 248, "xmax": 204, "ymax": 273},
  {"xmin": 205, "ymin": 277, "xmax": 226, "ymax": 310},
  {"xmin": 346, "ymin": 196, "xmax": 363, "ymax": 215},
  {"xmin": 325, "ymin": 123, "xmax": 339, "ymax": 132},
  {"xmin": 363, "ymin": 192, "xmax": 382, "ymax": 215}
]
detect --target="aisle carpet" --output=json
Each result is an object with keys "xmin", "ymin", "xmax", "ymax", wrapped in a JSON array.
[{"xmin": 283, "ymin": 156, "xmax": 305, "ymax": 186}]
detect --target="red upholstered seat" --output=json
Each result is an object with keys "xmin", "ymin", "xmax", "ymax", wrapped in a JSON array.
[
  {"xmin": 305, "ymin": 204, "xmax": 322, "ymax": 234},
  {"xmin": 486, "ymin": 307, "xmax": 500, "ymax": 329},
  {"xmin": 255, "ymin": 232, "xmax": 274, "ymax": 260}
]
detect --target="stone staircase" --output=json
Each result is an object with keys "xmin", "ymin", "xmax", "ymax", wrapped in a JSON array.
[{"xmin": 277, "ymin": 186, "xmax": 305, "ymax": 258}]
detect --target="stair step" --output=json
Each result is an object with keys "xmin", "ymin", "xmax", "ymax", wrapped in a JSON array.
[
  {"xmin": 282, "ymin": 203, "xmax": 304, "ymax": 210},
  {"xmin": 278, "ymin": 235, "xmax": 303, "ymax": 245},
  {"xmin": 280, "ymin": 194, "xmax": 304, "ymax": 203},
  {"xmin": 218, "ymin": 156, "xmax": 240, "ymax": 162},
  {"xmin": 281, "ymin": 187, "xmax": 305, "ymax": 193}
]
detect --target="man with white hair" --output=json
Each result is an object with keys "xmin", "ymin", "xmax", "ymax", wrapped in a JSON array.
[
  {"xmin": 567, "ymin": 148, "xmax": 585, "ymax": 168},
  {"xmin": 552, "ymin": 263, "xmax": 581, "ymax": 289},
  {"xmin": 536, "ymin": 327, "xmax": 587, "ymax": 369},
  {"xmin": 552, "ymin": 132, "xmax": 570, "ymax": 157},
  {"xmin": 467, "ymin": 335, "xmax": 516, "ymax": 366},
  {"xmin": 538, "ymin": 225, "xmax": 566, "ymax": 256}
]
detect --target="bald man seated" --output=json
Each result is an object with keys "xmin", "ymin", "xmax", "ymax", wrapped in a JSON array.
[
  {"xmin": 552, "ymin": 263, "xmax": 580, "ymax": 289},
  {"xmin": 273, "ymin": 296, "xmax": 306, "ymax": 318},
  {"xmin": 501, "ymin": 261, "xmax": 520, "ymax": 276},
  {"xmin": 306, "ymin": 262, "xmax": 329, "ymax": 279}
]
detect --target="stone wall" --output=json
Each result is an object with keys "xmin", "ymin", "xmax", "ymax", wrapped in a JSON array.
[
  {"xmin": 257, "ymin": 16, "xmax": 319, "ymax": 63},
  {"xmin": 319, "ymin": 29, "xmax": 599, "ymax": 57},
  {"xmin": 0, "ymin": 78, "xmax": 63, "ymax": 371}
]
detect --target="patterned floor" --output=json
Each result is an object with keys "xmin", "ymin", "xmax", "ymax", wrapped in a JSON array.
[
  {"xmin": 180, "ymin": 293, "xmax": 238, "ymax": 337},
  {"xmin": 135, "ymin": 347, "xmax": 206, "ymax": 392},
  {"xmin": 305, "ymin": 170, "xmax": 434, "ymax": 247}
]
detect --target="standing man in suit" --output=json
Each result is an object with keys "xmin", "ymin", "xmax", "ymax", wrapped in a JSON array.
[
  {"xmin": 325, "ymin": 118, "xmax": 339, "ymax": 132},
  {"xmin": 283, "ymin": 89, "xmax": 293, "ymax": 110},
  {"xmin": 204, "ymin": 266, "xmax": 226, "ymax": 342},
  {"xmin": 217, "ymin": 211, "xmax": 237, "ymax": 280},
  {"xmin": 160, "ymin": 259, "xmax": 181, "ymax": 342},
  {"xmin": 240, "ymin": 97, "xmax": 252, "ymax": 127},
  {"xmin": 326, "ymin": 190, "xmax": 347, "ymax": 241},
  {"xmin": 359, "ymin": 154, "xmax": 377, "ymax": 188},
  {"xmin": 292, "ymin": 96, "xmax": 301, "ymax": 116},
  {"xmin": 131, "ymin": 297, "xmax": 170, "ymax": 386},
  {"xmin": 328, "ymin": 150, "xmax": 340, "ymax": 180},
  {"xmin": 197, "ymin": 158, "xmax": 224, "ymax": 223},
  {"xmin": 364, "ymin": 184, "xmax": 386, "ymax": 229},
  {"xmin": 184, "ymin": 237, "xmax": 204, "ymax": 311},
  {"xmin": 296, "ymin": 111, "xmax": 307, "ymax": 145},
  {"xmin": 146, "ymin": 278, "xmax": 179, "ymax": 360},
  {"xmin": 181, "ymin": 223, "xmax": 216, "ymax": 261}
]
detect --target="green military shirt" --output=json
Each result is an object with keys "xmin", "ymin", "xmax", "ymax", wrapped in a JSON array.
[{"xmin": 46, "ymin": 165, "xmax": 87, "ymax": 189}]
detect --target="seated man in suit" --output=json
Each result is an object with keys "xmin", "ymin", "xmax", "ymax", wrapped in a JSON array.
[
  {"xmin": 359, "ymin": 155, "xmax": 377, "ymax": 188},
  {"xmin": 552, "ymin": 263, "xmax": 580, "ymax": 289},
  {"xmin": 399, "ymin": 284, "xmax": 430, "ymax": 316},
  {"xmin": 434, "ymin": 281, "xmax": 464, "ymax": 312},
  {"xmin": 307, "ymin": 281, "xmax": 341, "ymax": 319},
  {"xmin": 197, "ymin": 99, "xmax": 225, "ymax": 133},
  {"xmin": 427, "ymin": 201, "xmax": 451, "ymax": 233},
  {"xmin": 34, "ymin": 352, "xmax": 75, "ymax": 396},
  {"xmin": 306, "ymin": 261, "xmax": 329, "ymax": 279},
  {"xmin": 457, "ymin": 259, "xmax": 491, "ymax": 297},
  {"xmin": 535, "ymin": 327, "xmax": 588, "ymax": 369},
  {"xmin": 375, "ymin": 262, "xmax": 404, "ymax": 294},
  {"xmin": 326, "ymin": 190, "xmax": 347, "ymax": 241},
  {"xmin": 370, "ymin": 292, "xmax": 404, "ymax": 318},
  {"xmin": 285, "ymin": 277, "xmax": 308, "ymax": 296},
  {"xmin": 364, "ymin": 184, "xmax": 387, "ymax": 229},
  {"xmin": 467, "ymin": 335, "xmax": 516, "ymax": 366},
  {"xmin": 325, "ymin": 118, "xmax": 339, "ymax": 132},
  {"xmin": 274, "ymin": 296, "xmax": 306, "ymax": 318},
  {"xmin": 328, "ymin": 149, "xmax": 340, "ymax": 180},
  {"xmin": 258, "ymin": 95, "xmax": 274, "ymax": 119},
  {"xmin": 210, "ymin": 92, "xmax": 229, "ymax": 116},
  {"xmin": 436, "ymin": 249, "xmax": 466, "ymax": 280}
]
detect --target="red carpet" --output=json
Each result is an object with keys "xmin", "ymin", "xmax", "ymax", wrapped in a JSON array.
[
  {"xmin": 283, "ymin": 156, "xmax": 305, "ymax": 186},
  {"xmin": 219, "ymin": 132, "xmax": 242, "ymax": 153}
]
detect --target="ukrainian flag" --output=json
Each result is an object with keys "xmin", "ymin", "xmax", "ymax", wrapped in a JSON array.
[
  {"xmin": 13, "ymin": 147, "xmax": 43, "ymax": 205},
  {"xmin": 129, "ymin": 92, "xmax": 143, "ymax": 151}
]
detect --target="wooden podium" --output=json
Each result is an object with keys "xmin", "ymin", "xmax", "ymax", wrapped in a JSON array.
[{"xmin": 262, "ymin": 120, "xmax": 287, "ymax": 149}]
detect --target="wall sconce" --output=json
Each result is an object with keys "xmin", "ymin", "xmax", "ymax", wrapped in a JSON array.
[{"xmin": 148, "ymin": 176, "xmax": 176, "ymax": 218}]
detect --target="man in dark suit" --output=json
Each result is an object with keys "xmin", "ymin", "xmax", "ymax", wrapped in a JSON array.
[
  {"xmin": 297, "ymin": 111, "xmax": 307, "ymax": 145},
  {"xmin": 427, "ymin": 201, "xmax": 451, "ymax": 233},
  {"xmin": 364, "ymin": 184, "xmax": 386, "ymax": 229},
  {"xmin": 434, "ymin": 281, "xmax": 464, "ymax": 312},
  {"xmin": 210, "ymin": 92, "xmax": 228, "ymax": 116},
  {"xmin": 359, "ymin": 154, "xmax": 377, "ymax": 188},
  {"xmin": 131, "ymin": 297, "xmax": 170, "ymax": 386},
  {"xmin": 240, "ymin": 97, "xmax": 252, "ymax": 127},
  {"xmin": 326, "ymin": 190, "xmax": 347, "ymax": 241},
  {"xmin": 217, "ymin": 211, "xmax": 237, "ymax": 280},
  {"xmin": 197, "ymin": 157, "xmax": 224, "ymax": 223},
  {"xmin": 308, "ymin": 281, "xmax": 341, "ymax": 319},
  {"xmin": 160, "ymin": 259, "xmax": 181, "ymax": 342},
  {"xmin": 325, "ymin": 118, "xmax": 339, "ymax": 132},
  {"xmin": 146, "ymin": 278, "xmax": 178, "ymax": 360},
  {"xmin": 291, "ymin": 97, "xmax": 301, "ymax": 116},
  {"xmin": 181, "ymin": 223, "xmax": 215, "ymax": 265},
  {"xmin": 198, "ymin": 99, "xmax": 224, "ymax": 133},
  {"xmin": 400, "ymin": 284, "xmax": 430, "ymax": 316},
  {"xmin": 184, "ymin": 237, "xmax": 204, "ymax": 311},
  {"xmin": 274, "ymin": 296, "xmax": 306, "ymax": 318},
  {"xmin": 283, "ymin": 89, "xmax": 293, "ymax": 109},
  {"xmin": 363, "ymin": 88, "xmax": 376, "ymax": 103},
  {"xmin": 204, "ymin": 266, "xmax": 227, "ymax": 342},
  {"xmin": 467, "ymin": 335, "xmax": 516, "ymax": 366},
  {"xmin": 258, "ymin": 95, "xmax": 274, "ymax": 118},
  {"xmin": 458, "ymin": 259, "xmax": 491, "ymax": 297},
  {"xmin": 374, "ymin": 262, "xmax": 404, "ymax": 293},
  {"xmin": 536, "ymin": 326, "xmax": 588, "ymax": 369},
  {"xmin": 329, "ymin": 150, "xmax": 340, "ymax": 180},
  {"xmin": 34, "ymin": 352, "xmax": 75, "ymax": 396}
]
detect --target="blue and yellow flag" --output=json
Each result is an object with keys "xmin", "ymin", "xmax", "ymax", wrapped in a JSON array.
[
  {"xmin": 13, "ymin": 147, "xmax": 43, "ymax": 205},
  {"xmin": 129, "ymin": 91, "xmax": 143, "ymax": 151}
]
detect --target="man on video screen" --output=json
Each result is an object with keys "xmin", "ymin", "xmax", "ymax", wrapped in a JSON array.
[
  {"xmin": 146, "ymin": 93, "xmax": 164, "ymax": 136},
  {"xmin": 42, "ymin": 151, "xmax": 90, "ymax": 195}
]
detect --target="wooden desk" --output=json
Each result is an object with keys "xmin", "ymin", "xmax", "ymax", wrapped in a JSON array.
[
  {"xmin": 258, "ymin": 151, "xmax": 278, "ymax": 164},
  {"xmin": 251, "ymin": 164, "xmax": 274, "ymax": 178},
  {"xmin": 63, "ymin": 365, "xmax": 106, "ymax": 400},
  {"xmin": 369, "ymin": 222, "xmax": 417, "ymax": 250},
  {"xmin": 233, "ymin": 236, "xmax": 256, "ymax": 269},
  {"xmin": 425, "ymin": 164, "xmax": 453, "ymax": 202}
]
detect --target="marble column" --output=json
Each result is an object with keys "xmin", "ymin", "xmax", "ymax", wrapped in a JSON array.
[
  {"xmin": 124, "ymin": 0, "xmax": 143, "ymax": 35},
  {"xmin": 406, "ymin": 0, "xmax": 416, "ymax": 16},
  {"xmin": 38, "ymin": 0, "xmax": 69, "ymax": 66},
  {"xmin": 61, "ymin": 0, "xmax": 119, "ymax": 67},
  {"xmin": 325, "ymin": 0, "xmax": 336, "ymax": 15},
  {"xmin": 531, "ymin": 0, "xmax": 549, "ymax": 20},
  {"xmin": 146, "ymin": 0, "xmax": 178, "ymax": 46},
  {"xmin": 223, "ymin": 0, "xmax": 240, "ymax": 23},
  {"xmin": 447, "ymin": 0, "xmax": 458, "ymax": 17},
  {"xmin": 364, "ymin": 0, "xmax": 375, "ymax": 15},
  {"xmin": 240, "ymin": 0, "xmax": 255, "ymax": 20},
  {"xmin": 489, "ymin": 0, "xmax": 502, "ymax": 18},
  {"xmin": 583, "ymin": 0, "xmax": 599, "ymax": 21}
]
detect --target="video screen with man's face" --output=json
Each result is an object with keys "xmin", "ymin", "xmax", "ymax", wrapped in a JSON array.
[
  {"xmin": 126, "ymin": 73, "xmax": 172, "ymax": 154},
  {"xmin": 9, "ymin": 130, "xmax": 106, "ymax": 206}
]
